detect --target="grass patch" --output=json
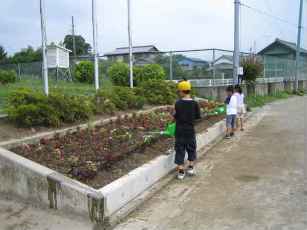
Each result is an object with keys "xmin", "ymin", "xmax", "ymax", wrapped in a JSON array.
[{"xmin": 246, "ymin": 91, "xmax": 290, "ymax": 108}]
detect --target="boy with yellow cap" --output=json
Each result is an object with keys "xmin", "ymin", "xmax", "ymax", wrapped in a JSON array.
[{"xmin": 174, "ymin": 79, "xmax": 201, "ymax": 180}]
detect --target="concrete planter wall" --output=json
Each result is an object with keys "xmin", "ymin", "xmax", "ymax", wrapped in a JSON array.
[
  {"xmin": 0, "ymin": 114, "xmax": 228, "ymax": 227},
  {"xmin": 195, "ymin": 80, "xmax": 307, "ymax": 99}
]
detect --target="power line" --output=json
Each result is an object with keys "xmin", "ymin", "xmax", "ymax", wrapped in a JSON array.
[{"xmin": 240, "ymin": 2, "xmax": 299, "ymax": 28}]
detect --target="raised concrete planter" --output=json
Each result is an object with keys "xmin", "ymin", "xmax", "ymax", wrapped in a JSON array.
[
  {"xmin": 0, "ymin": 108, "xmax": 264, "ymax": 227},
  {"xmin": 0, "ymin": 106, "xmax": 170, "ymax": 149}
]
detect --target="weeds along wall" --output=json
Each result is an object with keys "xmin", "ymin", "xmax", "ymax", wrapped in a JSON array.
[{"xmin": 194, "ymin": 80, "xmax": 307, "ymax": 101}]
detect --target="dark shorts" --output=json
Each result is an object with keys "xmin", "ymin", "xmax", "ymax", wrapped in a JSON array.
[
  {"xmin": 175, "ymin": 137, "xmax": 197, "ymax": 165},
  {"xmin": 226, "ymin": 114, "xmax": 236, "ymax": 129}
]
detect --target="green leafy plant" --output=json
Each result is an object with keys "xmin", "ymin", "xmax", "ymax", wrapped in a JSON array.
[
  {"xmin": 241, "ymin": 57, "xmax": 263, "ymax": 83},
  {"xmin": 108, "ymin": 62, "xmax": 166, "ymax": 86},
  {"xmin": 135, "ymin": 64, "xmax": 166, "ymax": 84},
  {"xmin": 138, "ymin": 79, "xmax": 177, "ymax": 105},
  {"xmin": 113, "ymin": 86, "xmax": 145, "ymax": 109},
  {"xmin": 7, "ymin": 88, "xmax": 94, "ymax": 127},
  {"xmin": 74, "ymin": 61, "xmax": 94, "ymax": 83},
  {"xmin": 94, "ymin": 89, "xmax": 120, "ymax": 114},
  {"xmin": 0, "ymin": 70, "xmax": 17, "ymax": 84},
  {"xmin": 108, "ymin": 62, "xmax": 130, "ymax": 86},
  {"xmin": 94, "ymin": 86, "xmax": 145, "ymax": 113},
  {"xmin": 48, "ymin": 92, "xmax": 94, "ymax": 123}
]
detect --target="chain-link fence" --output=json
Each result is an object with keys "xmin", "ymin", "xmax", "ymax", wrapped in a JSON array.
[{"xmin": 0, "ymin": 48, "xmax": 306, "ymax": 86}]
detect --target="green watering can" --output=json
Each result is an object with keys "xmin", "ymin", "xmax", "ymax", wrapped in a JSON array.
[
  {"xmin": 162, "ymin": 122, "xmax": 176, "ymax": 137},
  {"xmin": 145, "ymin": 122, "xmax": 176, "ymax": 138},
  {"xmin": 207, "ymin": 105, "xmax": 226, "ymax": 116}
]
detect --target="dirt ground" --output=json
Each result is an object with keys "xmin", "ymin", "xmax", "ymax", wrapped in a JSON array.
[{"xmin": 0, "ymin": 106, "xmax": 156, "ymax": 143}]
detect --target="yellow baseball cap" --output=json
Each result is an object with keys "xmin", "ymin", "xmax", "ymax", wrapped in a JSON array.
[{"xmin": 177, "ymin": 80, "xmax": 192, "ymax": 91}]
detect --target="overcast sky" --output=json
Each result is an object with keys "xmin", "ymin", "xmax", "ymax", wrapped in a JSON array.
[{"xmin": 1, "ymin": 0, "xmax": 306, "ymax": 56}]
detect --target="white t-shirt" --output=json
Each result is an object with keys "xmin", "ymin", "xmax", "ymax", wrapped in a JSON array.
[
  {"xmin": 227, "ymin": 95, "xmax": 237, "ymax": 115},
  {"xmin": 234, "ymin": 92, "xmax": 244, "ymax": 107}
]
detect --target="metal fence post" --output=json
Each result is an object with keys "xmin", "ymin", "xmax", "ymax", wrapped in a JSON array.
[
  {"xmin": 17, "ymin": 63, "xmax": 21, "ymax": 80},
  {"xmin": 212, "ymin": 49, "xmax": 216, "ymax": 84},
  {"xmin": 169, "ymin": 52, "xmax": 173, "ymax": 80}
]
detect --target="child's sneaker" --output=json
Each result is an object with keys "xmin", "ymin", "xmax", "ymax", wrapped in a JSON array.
[
  {"xmin": 186, "ymin": 166, "xmax": 196, "ymax": 176},
  {"xmin": 225, "ymin": 135, "xmax": 231, "ymax": 139},
  {"xmin": 230, "ymin": 132, "xmax": 235, "ymax": 137},
  {"xmin": 177, "ymin": 169, "xmax": 185, "ymax": 180}
]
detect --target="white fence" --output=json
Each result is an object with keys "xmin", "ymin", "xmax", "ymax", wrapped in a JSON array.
[{"xmin": 173, "ymin": 77, "xmax": 303, "ymax": 87}]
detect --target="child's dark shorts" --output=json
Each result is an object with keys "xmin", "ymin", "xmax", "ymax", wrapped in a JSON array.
[
  {"xmin": 226, "ymin": 114, "xmax": 236, "ymax": 129},
  {"xmin": 175, "ymin": 137, "xmax": 197, "ymax": 165}
]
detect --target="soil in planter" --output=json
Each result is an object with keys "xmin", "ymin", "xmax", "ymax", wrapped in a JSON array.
[
  {"xmin": 0, "ymin": 105, "xmax": 157, "ymax": 143},
  {"xmin": 11, "ymin": 106, "xmax": 224, "ymax": 189}
]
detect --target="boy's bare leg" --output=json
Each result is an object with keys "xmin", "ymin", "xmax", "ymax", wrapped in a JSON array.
[
  {"xmin": 239, "ymin": 118, "xmax": 244, "ymax": 130},
  {"xmin": 226, "ymin": 127, "xmax": 231, "ymax": 136},
  {"xmin": 177, "ymin": 165, "xmax": 184, "ymax": 171}
]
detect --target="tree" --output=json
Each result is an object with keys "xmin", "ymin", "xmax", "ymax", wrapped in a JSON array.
[
  {"xmin": 63, "ymin": 35, "xmax": 91, "ymax": 56},
  {"xmin": 10, "ymin": 46, "xmax": 42, "ymax": 63},
  {"xmin": 0, "ymin": 46, "xmax": 7, "ymax": 63},
  {"xmin": 241, "ymin": 56, "xmax": 263, "ymax": 83}
]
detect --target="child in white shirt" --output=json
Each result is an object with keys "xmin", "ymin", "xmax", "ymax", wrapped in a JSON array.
[
  {"xmin": 234, "ymin": 85, "xmax": 245, "ymax": 131},
  {"xmin": 224, "ymin": 86, "xmax": 237, "ymax": 139}
]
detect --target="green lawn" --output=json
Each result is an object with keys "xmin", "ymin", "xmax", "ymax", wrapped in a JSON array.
[{"xmin": 0, "ymin": 80, "xmax": 97, "ymax": 114}]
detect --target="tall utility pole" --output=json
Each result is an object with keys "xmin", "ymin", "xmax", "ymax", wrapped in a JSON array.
[
  {"xmin": 92, "ymin": 0, "xmax": 99, "ymax": 90},
  {"xmin": 72, "ymin": 16, "xmax": 77, "ymax": 58},
  {"xmin": 295, "ymin": 0, "xmax": 304, "ymax": 91},
  {"xmin": 39, "ymin": 0, "xmax": 49, "ymax": 96},
  {"xmin": 233, "ymin": 0, "xmax": 241, "ymax": 85},
  {"xmin": 128, "ymin": 0, "xmax": 134, "ymax": 88}
]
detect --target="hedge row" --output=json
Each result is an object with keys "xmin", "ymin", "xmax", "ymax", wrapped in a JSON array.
[
  {"xmin": 0, "ymin": 70, "xmax": 17, "ymax": 85},
  {"xmin": 73, "ymin": 61, "xmax": 166, "ymax": 86},
  {"xmin": 7, "ymin": 80, "xmax": 178, "ymax": 127},
  {"xmin": 7, "ymin": 88, "xmax": 93, "ymax": 127}
]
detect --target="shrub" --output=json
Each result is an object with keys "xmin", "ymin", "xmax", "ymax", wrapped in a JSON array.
[
  {"xmin": 108, "ymin": 62, "xmax": 130, "ymax": 86},
  {"xmin": 138, "ymin": 80, "xmax": 177, "ymax": 105},
  {"xmin": 7, "ymin": 89, "xmax": 60, "ymax": 127},
  {"xmin": 48, "ymin": 92, "xmax": 94, "ymax": 123},
  {"xmin": 74, "ymin": 61, "xmax": 94, "ymax": 83},
  {"xmin": 7, "ymin": 88, "xmax": 94, "ymax": 127},
  {"xmin": 113, "ymin": 86, "xmax": 145, "ymax": 109},
  {"xmin": 94, "ymin": 86, "xmax": 145, "ymax": 113},
  {"xmin": 108, "ymin": 62, "xmax": 166, "ymax": 86},
  {"xmin": 8, "ymin": 103, "xmax": 60, "ymax": 127},
  {"xmin": 94, "ymin": 89, "xmax": 121, "ymax": 114},
  {"xmin": 241, "ymin": 57, "xmax": 263, "ymax": 83},
  {"xmin": 0, "ymin": 70, "xmax": 17, "ymax": 84},
  {"xmin": 135, "ymin": 64, "xmax": 166, "ymax": 84},
  {"xmin": 8, "ymin": 88, "xmax": 47, "ymax": 107}
]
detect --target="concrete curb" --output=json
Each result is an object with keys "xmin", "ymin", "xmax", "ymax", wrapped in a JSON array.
[{"xmin": 0, "ymin": 105, "xmax": 266, "ymax": 228}]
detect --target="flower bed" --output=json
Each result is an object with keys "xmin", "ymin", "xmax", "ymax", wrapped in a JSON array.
[{"xmin": 11, "ymin": 103, "xmax": 225, "ymax": 189}]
